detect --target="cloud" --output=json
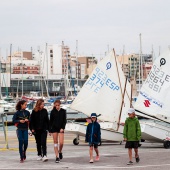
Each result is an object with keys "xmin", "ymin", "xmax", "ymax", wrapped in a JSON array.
[{"xmin": 0, "ymin": 0, "xmax": 170, "ymax": 58}]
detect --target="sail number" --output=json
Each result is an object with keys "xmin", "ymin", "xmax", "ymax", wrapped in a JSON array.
[
  {"xmin": 85, "ymin": 67, "xmax": 119, "ymax": 93},
  {"xmin": 145, "ymin": 64, "xmax": 170, "ymax": 93}
]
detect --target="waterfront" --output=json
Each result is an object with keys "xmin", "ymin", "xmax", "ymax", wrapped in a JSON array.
[{"xmin": 0, "ymin": 131, "xmax": 170, "ymax": 170}]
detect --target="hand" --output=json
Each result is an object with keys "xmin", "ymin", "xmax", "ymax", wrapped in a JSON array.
[
  {"xmin": 20, "ymin": 120, "xmax": 25, "ymax": 123},
  {"xmin": 60, "ymin": 129, "xmax": 64, "ymax": 133},
  {"xmin": 49, "ymin": 133, "xmax": 51, "ymax": 136},
  {"xmin": 25, "ymin": 119, "xmax": 29, "ymax": 122},
  {"xmin": 32, "ymin": 129, "xmax": 35, "ymax": 133},
  {"xmin": 124, "ymin": 138, "xmax": 127, "ymax": 141}
]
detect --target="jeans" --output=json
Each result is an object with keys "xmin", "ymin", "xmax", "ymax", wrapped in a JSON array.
[
  {"xmin": 34, "ymin": 129, "xmax": 47, "ymax": 156},
  {"xmin": 16, "ymin": 129, "xmax": 28, "ymax": 159}
]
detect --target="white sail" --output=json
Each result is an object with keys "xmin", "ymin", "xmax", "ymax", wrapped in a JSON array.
[
  {"xmin": 70, "ymin": 51, "xmax": 131, "ymax": 128},
  {"xmin": 134, "ymin": 49, "xmax": 170, "ymax": 123}
]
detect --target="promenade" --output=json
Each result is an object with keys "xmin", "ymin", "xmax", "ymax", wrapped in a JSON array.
[{"xmin": 0, "ymin": 131, "xmax": 170, "ymax": 170}]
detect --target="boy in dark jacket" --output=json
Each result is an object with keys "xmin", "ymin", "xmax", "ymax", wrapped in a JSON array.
[
  {"xmin": 86, "ymin": 113, "xmax": 101, "ymax": 163},
  {"xmin": 123, "ymin": 108, "xmax": 141, "ymax": 165}
]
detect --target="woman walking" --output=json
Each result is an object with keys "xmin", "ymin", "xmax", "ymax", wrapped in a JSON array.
[
  {"xmin": 30, "ymin": 99, "xmax": 50, "ymax": 162},
  {"xmin": 50, "ymin": 100, "xmax": 67, "ymax": 163},
  {"xmin": 13, "ymin": 100, "xmax": 30, "ymax": 163}
]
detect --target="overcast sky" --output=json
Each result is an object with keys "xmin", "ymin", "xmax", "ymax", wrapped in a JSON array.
[{"xmin": 0, "ymin": 0, "xmax": 170, "ymax": 58}]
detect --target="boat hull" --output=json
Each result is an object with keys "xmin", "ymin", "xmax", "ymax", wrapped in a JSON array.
[{"xmin": 65, "ymin": 122, "xmax": 123, "ymax": 142}]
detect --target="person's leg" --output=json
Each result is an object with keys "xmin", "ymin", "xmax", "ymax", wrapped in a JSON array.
[
  {"xmin": 94, "ymin": 144, "xmax": 99, "ymax": 161},
  {"xmin": 16, "ymin": 129, "xmax": 24, "ymax": 160},
  {"xmin": 41, "ymin": 130, "xmax": 47, "ymax": 157},
  {"xmin": 89, "ymin": 146, "xmax": 93, "ymax": 162},
  {"xmin": 128, "ymin": 148, "xmax": 132, "ymax": 161},
  {"xmin": 34, "ymin": 130, "xmax": 42, "ymax": 156},
  {"xmin": 58, "ymin": 132, "xmax": 64, "ymax": 156},
  {"xmin": 134, "ymin": 148, "xmax": 139, "ymax": 158},
  {"xmin": 134, "ymin": 146, "xmax": 140, "ymax": 162},
  {"xmin": 52, "ymin": 133, "xmax": 59, "ymax": 157},
  {"xmin": 23, "ymin": 130, "xmax": 28, "ymax": 160},
  {"xmin": 94, "ymin": 145, "xmax": 99, "ymax": 156}
]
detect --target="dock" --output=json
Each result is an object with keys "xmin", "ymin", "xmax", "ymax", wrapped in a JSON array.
[{"xmin": 0, "ymin": 130, "xmax": 170, "ymax": 169}]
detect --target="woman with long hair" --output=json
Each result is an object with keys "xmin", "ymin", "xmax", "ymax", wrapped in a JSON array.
[
  {"xmin": 30, "ymin": 99, "xmax": 49, "ymax": 162},
  {"xmin": 50, "ymin": 100, "xmax": 67, "ymax": 163},
  {"xmin": 12, "ymin": 100, "xmax": 30, "ymax": 163}
]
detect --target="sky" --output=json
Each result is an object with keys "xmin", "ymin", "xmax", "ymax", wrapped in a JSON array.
[{"xmin": 0, "ymin": 0, "xmax": 170, "ymax": 59}]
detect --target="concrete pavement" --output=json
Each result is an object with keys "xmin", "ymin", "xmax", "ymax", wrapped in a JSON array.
[{"xmin": 0, "ymin": 131, "xmax": 170, "ymax": 170}]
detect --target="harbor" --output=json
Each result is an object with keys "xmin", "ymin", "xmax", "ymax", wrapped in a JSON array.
[
  {"xmin": 1, "ymin": 1, "xmax": 170, "ymax": 169},
  {"xmin": 0, "ymin": 131, "xmax": 170, "ymax": 170}
]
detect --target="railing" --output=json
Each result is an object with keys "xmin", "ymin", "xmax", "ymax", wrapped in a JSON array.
[{"xmin": 0, "ymin": 113, "xmax": 9, "ymax": 149}]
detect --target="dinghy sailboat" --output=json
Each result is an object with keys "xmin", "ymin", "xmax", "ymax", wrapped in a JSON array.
[
  {"xmin": 134, "ymin": 48, "xmax": 170, "ymax": 148},
  {"xmin": 65, "ymin": 49, "xmax": 132, "ymax": 145}
]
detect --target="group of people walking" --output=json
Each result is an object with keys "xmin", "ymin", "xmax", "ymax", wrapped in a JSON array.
[
  {"xmin": 12, "ymin": 99, "xmax": 66, "ymax": 163},
  {"xmin": 85, "ymin": 108, "xmax": 141, "ymax": 165},
  {"xmin": 13, "ymin": 98, "xmax": 141, "ymax": 166}
]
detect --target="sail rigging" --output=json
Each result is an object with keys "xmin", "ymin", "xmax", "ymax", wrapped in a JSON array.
[{"xmin": 70, "ymin": 50, "xmax": 131, "ymax": 130}]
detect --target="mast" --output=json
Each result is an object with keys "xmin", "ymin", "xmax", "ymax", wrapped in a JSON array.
[
  {"xmin": 46, "ymin": 43, "xmax": 49, "ymax": 97},
  {"xmin": 21, "ymin": 50, "xmax": 23, "ymax": 97},
  {"xmin": 62, "ymin": 41, "xmax": 68, "ymax": 98},
  {"xmin": 159, "ymin": 46, "xmax": 161, "ymax": 56},
  {"xmin": 139, "ymin": 33, "xmax": 143, "ymax": 85},
  {"xmin": 122, "ymin": 45, "xmax": 125, "ymax": 73},
  {"xmin": 76, "ymin": 40, "xmax": 78, "ymax": 91},
  {"xmin": 10, "ymin": 44, "xmax": 12, "ymax": 93},
  {"xmin": 0, "ymin": 49, "xmax": 1, "ymax": 99}
]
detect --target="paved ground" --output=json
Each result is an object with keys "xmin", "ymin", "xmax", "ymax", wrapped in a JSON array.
[{"xmin": 0, "ymin": 131, "xmax": 170, "ymax": 170}]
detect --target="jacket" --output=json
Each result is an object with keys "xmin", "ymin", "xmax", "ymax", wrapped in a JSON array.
[
  {"xmin": 12, "ymin": 110, "xmax": 30, "ymax": 129},
  {"xmin": 30, "ymin": 108, "xmax": 50, "ymax": 131},
  {"xmin": 50, "ymin": 108, "xmax": 67, "ymax": 131},
  {"xmin": 85, "ymin": 121, "xmax": 101, "ymax": 144},
  {"xmin": 123, "ymin": 117, "xmax": 141, "ymax": 141}
]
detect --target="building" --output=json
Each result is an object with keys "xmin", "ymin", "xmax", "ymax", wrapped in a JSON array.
[{"xmin": 77, "ymin": 56, "xmax": 97, "ymax": 79}]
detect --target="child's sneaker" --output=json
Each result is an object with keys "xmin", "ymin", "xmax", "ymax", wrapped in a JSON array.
[
  {"xmin": 136, "ymin": 156, "xmax": 140, "ymax": 163},
  {"xmin": 37, "ymin": 155, "xmax": 42, "ymax": 161},
  {"xmin": 95, "ymin": 155, "xmax": 100, "ymax": 161},
  {"xmin": 89, "ymin": 159, "xmax": 93, "ymax": 163},
  {"xmin": 55, "ymin": 157, "xmax": 60, "ymax": 163},
  {"xmin": 127, "ymin": 161, "xmax": 133, "ymax": 165}
]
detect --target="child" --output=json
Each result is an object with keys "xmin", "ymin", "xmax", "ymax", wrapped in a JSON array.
[
  {"xmin": 123, "ymin": 108, "xmax": 141, "ymax": 165},
  {"xmin": 85, "ymin": 113, "xmax": 101, "ymax": 163},
  {"xmin": 12, "ymin": 100, "xmax": 30, "ymax": 163},
  {"xmin": 50, "ymin": 100, "xmax": 67, "ymax": 163}
]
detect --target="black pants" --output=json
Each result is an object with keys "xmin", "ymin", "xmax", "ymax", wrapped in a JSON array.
[{"xmin": 34, "ymin": 129, "xmax": 47, "ymax": 156}]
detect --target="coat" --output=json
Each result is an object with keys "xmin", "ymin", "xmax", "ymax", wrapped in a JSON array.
[
  {"xmin": 85, "ymin": 121, "xmax": 101, "ymax": 144},
  {"xmin": 12, "ymin": 109, "xmax": 30, "ymax": 129},
  {"xmin": 123, "ymin": 117, "xmax": 141, "ymax": 141}
]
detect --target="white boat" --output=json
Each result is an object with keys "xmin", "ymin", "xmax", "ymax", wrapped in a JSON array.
[
  {"xmin": 66, "ymin": 50, "xmax": 132, "ymax": 144},
  {"xmin": 134, "ymin": 48, "xmax": 170, "ymax": 148},
  {"xmin": 0, "ymin": 99, "xmax": 15, "ymax": 112},
  {"xmin": 65, "ymin": 122, "xmax": 123, "ymax": 145}
]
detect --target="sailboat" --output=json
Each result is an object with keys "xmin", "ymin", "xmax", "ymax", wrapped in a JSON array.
[
  {"xmin": 65, "ymin": 49, "xmax": 132, "ymax": 145},
  {"xmin": 134, "ymin": 48, "xmax": 170, "ymax": 148}
]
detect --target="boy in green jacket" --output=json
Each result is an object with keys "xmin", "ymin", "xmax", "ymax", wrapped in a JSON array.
[{"xmin": 123, "ymin": 108, "xmax": 141, "ymax": 165}]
